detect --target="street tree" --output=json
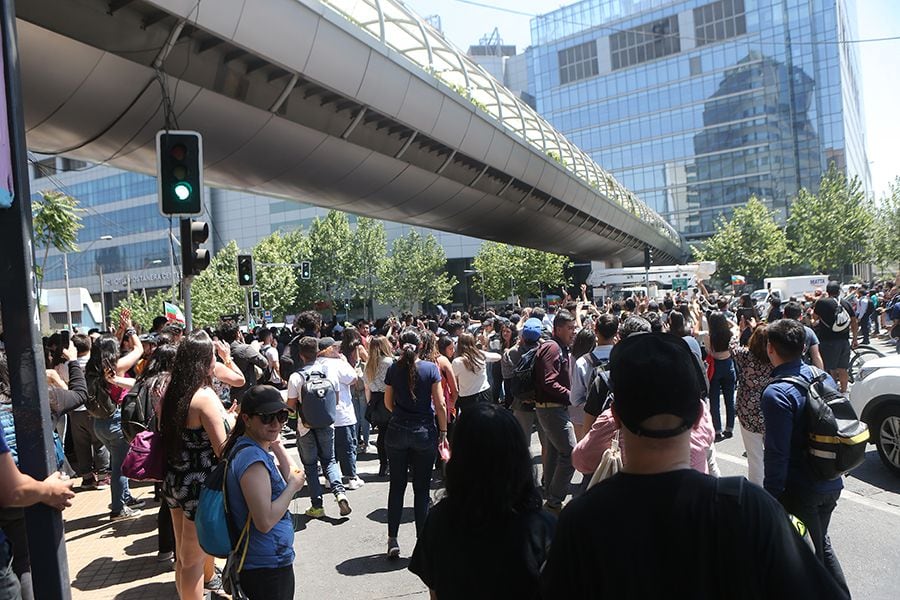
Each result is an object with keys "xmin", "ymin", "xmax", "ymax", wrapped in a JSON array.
[
  {"xmin": 788, "ymin": 164, "xmax": 875, "ymax": 277},
  {"xmin": 190, "ymin": 241, "xmax": 245, "ymax": 328},
  {"xmin": 32, "ymin": 190, "xmax": 83, "ymax": 299},
  {"xmin": 379, "ymin": 229, "xmax": 457, "ymax": 312},
  {"xmin": 252, "ymin": 230, "xmax": 307, "ymax": 320},
  {"xmin": 872, "ymin": 177, "xmax": 900, "ymax": 273},
  {"xmin": 308, "ymin": 211, "xmax": 353, "ymax": 314},
  {"xmin": 348, "ymin": 217, "xmax": 387, "ymax": 318},
  {"xmin": 109, "ymin": 289, "xmax": 172, "ymax": 332},
  {"xmin": 696, "ymin": 196, "xmax": 791, "ymax": 285},
  {"xmin": 472, "ymin": 242, "xmax": 570, "ymax": 300}
]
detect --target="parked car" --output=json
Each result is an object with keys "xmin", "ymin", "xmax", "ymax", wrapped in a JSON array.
[{"xmin": 850, "ymin": 354, "xmax": 900, "ymax": 476}]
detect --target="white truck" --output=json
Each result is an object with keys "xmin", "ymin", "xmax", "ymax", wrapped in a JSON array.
[
  {"xmin": 587, "ymin": 261, "xmax": 717, "ymax": 300},
  {"xmin": 751, "ymin": 275, "xmax": 829, "ymax": 306}
]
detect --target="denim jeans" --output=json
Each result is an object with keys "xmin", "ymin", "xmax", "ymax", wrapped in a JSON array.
[
  {"xmin": 296, "ymin": 427, "xmax": 345, "ymax": 508},
  {"xmin": 0, "ymin": 540, "xmax": 21, "ymax": 600},
  {"xmin": 68, "ymin": 410, "xmax": 109, "ymax": 477},
  {"xmin": 385, "ymin": 421, "xmax": 436, "ymax": 538},
  {"xmin": 240, "ymin": 565, "xmax": 294, "ymax": 600},
  {"xmin": 534, "ymin": 406, "xmax": 576, "ymax": 508},
  {"xmin": 513, "ymin": 405, "xmax": 546, "ymax": 486},
  {"xmin": 351, "ymin": 390, "xmax": 370, "ymax": 445},
  {"xmin": 709, "ymin": 357, "xmax": 736, "ymax": 433},
  {"xmin": 780, "ymin": 489, "xmax": 848, "ymax": 595},
  {"xmin": 334, "ymin": 424, "xmax": 358, "ymax": 480},
  {"xmin": 92, "ymin": 409, "xmax": 133, "ymax": 513}
]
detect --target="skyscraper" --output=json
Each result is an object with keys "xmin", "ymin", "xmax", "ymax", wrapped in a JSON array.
[{"xmin": 529, "ymin": 0, "xmax": 870, "ymax": 240}]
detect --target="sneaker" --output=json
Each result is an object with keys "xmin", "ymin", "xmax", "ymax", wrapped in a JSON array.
[
  {"xmin": 156, "ymin": 551, "xmax": 174, "ymax": 562},
  {"xmin": 95, "ymin": 475, "xmax": 111, "ymax": 490},
  {"xmin": 336, "ymin": 493, "xmax": 352, "ymax": 517},
  {"xmin": 387, "ymin": 537, "xmax": 400, "ymax": 559},
  {"xmin": 722, "ymin": 430, "xmax": 733, "ymax": 439},
  {"xmin": 110, "ymin": 505, "xmax": 142, "ymax": 520},
  {"xmin": 714, "ymin": 433, "xmax": 724, "ymax": 443},
  {"xmin": 125, "ymin": 497, "xmax": 146, "ymax": 510},
  {"xmin": 204, "ymin": 567, "xmax": 223, "ymax": 591},
  {"xmin": 345, "ymin": 476, "xmax": 365, "ymax": 490},
  {"xmin": 305, "ymin": 506, "xmax": 326, "ymax": 519},
  {"xmin": 80, "ymin": 475, "xmax": 97, "ymax": 489}
]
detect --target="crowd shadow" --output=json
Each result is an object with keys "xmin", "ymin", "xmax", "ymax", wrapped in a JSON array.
[
  {"xmin": 65, "ymin": 512, "xmax": 158, "ymax": 543},
  {"xmin": 335, "ymin": 554, "xmax": 410, "ymax": 576},
  {"xmin": 72, "ymin": 556, "xmax": 171, "ymax": 591},
  {"xmin": 113, "ymin": 582, "xmax": 177, "ymax": 599},
  {"xmin": 122, "ymin": 533, "xmax": 158, "ymax": 557},
  {"xmin": 292, "ymin": 512, "xmax": 349, "ymax": 531},
  {"xmin": 366, "ymin": 507, "xmax": 414, "ymax": 525}
]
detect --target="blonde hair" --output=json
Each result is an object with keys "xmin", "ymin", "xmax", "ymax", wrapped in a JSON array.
[
  {"xmin": 456, "ymin": 333, "xmax": 484, "ymax": 373},
  {"xmin": 364, "ymin": 335, "xmax": 393, "ymax": 383}
]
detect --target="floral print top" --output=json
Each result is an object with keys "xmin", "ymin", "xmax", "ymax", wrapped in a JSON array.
[{"xmin": 732, "ymin": 346, "xmax": 772, "ymax": 434}]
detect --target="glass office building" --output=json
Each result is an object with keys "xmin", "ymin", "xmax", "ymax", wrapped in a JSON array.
[{"xmin": 529, "ymin": 0, "xmax": 870, "ymax": 239}]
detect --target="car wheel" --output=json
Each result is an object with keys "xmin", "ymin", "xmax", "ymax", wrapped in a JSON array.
[{"xmin": 874, "ymin": 405, "xmax": 900, "ymax": 476}]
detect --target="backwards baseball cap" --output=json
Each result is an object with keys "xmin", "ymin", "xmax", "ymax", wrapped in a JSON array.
[
  {"xmin": 521, "ymin": 318, "xmax": 543, "ymax": 342},
  {"xmin": 317, "ymin": 336, "xmax": 339, "ymax": 352},
  {"xmin": 610, "ymin": 332, "xmax": 702, "ymax": 439},
  {"xmin": 240, "ymin": 385, "xmax": 288, "ymax": 415}
]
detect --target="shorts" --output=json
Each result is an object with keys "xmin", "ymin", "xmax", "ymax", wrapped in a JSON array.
[{"xmin": 819, "ymin": 339, "xmax": 850, "ymax": 371}]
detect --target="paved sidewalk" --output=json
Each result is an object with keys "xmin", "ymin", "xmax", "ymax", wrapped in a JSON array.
[{"xmin": 64, "ymin": 480, "xmax": 177, "ymax": 599}]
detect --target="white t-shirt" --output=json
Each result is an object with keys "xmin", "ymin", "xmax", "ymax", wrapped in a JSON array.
[
  {"xmin": 286, "ymin": 372, "xmax": 311, "ymax": 437},
  {"xmin": 317, "ymin": 356, "xmax": 358, "ymax": 427},
  {"xmin": 452, "ymin": 351, "xmax": 501, "ymax": 397},
  {"xmin": 262, "ymin": 345, "xmax": 281, "ymax": 384}
]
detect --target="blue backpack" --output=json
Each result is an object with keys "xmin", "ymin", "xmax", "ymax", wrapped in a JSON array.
[{"xmin": 195, "ymin": 443, "xmax": 251, "ymax": 559}]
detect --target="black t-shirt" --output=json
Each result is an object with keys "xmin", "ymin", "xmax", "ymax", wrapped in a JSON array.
[
  {"xmin": 813, "ymin": 297, "xmax": 854, "ymax": 341},
  {"xmin": 410, "ymin": 499, "xmax": 555, "ymax": 600},
  {"xmin": 541, "ymin": 470, "xmax": 848, "ymax": 599}
]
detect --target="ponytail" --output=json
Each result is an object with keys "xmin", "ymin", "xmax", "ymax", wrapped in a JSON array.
[
  {"xmin": 220, "ymin": 412, "xmax": 247, "ymax": 458},
  {"xmin": 397, "ymin": 328, "xmax": 421, "ymax": 397}
]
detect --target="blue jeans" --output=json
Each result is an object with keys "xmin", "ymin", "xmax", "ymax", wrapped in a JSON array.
[
  {"xmin": 534, "ymin": 406, "xmax": 576, "ymax": 508},
  {"xmin": 334, "ymin": 424, "xmax": 358, "ymax": 479},
  {"xmin": 92, "ymin": 409, "xmax": 133, "ymax": 513},
  {"xmin": 709, "ymin": 357, "xmax": 736, "ymax": 433},
  {"xmin": 352, "ymin": 390, "xmax": 370, "ymax": 445},
  {"xmin": 385, "ymin": 421, "xmax": 436, "ymax": 538},
  {"xmin": 296, "ymin": 427, "xmax": 345, "ymax": 508},
  {"xmin": 0, "ymin": 540, "xmax": 21, "ymax": 600},
  {"xmin": 780, "ymin": 489, "xmax": 848, "ymax": 595}
]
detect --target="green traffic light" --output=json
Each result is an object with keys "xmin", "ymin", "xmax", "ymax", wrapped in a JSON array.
[{"xmin": 174, "ymin": 182, "xmax": 192, "ymax": 201}]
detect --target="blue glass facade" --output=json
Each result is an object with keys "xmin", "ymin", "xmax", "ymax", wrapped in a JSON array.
[{"xmin": 529, "ymin": 0, "xmax": 870, "ymax": 239}]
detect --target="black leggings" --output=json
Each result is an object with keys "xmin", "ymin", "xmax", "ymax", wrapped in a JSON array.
[{"xmin": 240, "ymin": 565, "xmax": 294, "ymax": 600}]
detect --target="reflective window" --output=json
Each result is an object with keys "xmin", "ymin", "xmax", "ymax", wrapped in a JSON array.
[
  {"xmin": 694, "ymin": 0, "xmax": 747, "ymax": 46},
  {"xmin": 610, "ymin": 15, "xmax": 680, "ymax": 70},
  {"xmin": 558, "ymin": 41, "xmax": 599, "ymax": 85}
]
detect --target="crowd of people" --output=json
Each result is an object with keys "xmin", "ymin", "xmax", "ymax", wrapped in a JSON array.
[{"xmin": 0, "ymin": 272, "xmax": 898, "ymax": 599}]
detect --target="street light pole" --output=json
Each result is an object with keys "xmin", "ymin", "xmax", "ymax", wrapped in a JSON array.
[{"xmin": 62, "ymin": 252, "xmax": 72, "ymax": 330}]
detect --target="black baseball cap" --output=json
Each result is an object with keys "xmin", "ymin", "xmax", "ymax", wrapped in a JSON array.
[
  {"xmin": 240, "ymin": 385, "xmax": 288, "ymax": 415},
  {"xmin": 610, "ymin": 333, "xmax": 702, "ymax": 439}
]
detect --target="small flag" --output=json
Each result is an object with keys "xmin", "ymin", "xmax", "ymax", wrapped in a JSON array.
[
  {"xmin": 731, "ymin": 275, "xmax": 746, "ymax": 286},
  {"xmin": 164, "ymin": 301, "xmax": 185, "ymax": 324}
]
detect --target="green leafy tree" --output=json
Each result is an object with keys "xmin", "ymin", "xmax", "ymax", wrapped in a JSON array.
[
  {"xmin": 32, "ymin": 190, "xmax": 83, "ymax": 298},
  {"xmin": 253, "ymin": 230, "xmax": 307, "ymax": 320},
  {"xmin": 872, "ymin": 177, "xmax": 900, "ymax": 272},
  {"xmin": 472, "ymin": 242, "xmax": 570, "ymax": 300},
  {"xmin": 348, "ymin": 217, "xmax": 387, "ymax": 318},
  {"xmin": 787, "ymin": 164, "xmax": 875, "ymax": 277},
  {"xmin": 379, "ymin": 229, "xmax": 457, "ymax": 311},
  {"xmin": 696, "ymin": 196, "xmax": 791, "ymax": 285},
  {"xmin": 108, "ymin": 289, "xmax": 172, "ymax": 332},
  {"xmin": 308, "ymin": 212, "xmax": 354, "ymax": 314},
  {"xmin": 190, "ymin": 241, "xmax": 245, "ymax": 327}
]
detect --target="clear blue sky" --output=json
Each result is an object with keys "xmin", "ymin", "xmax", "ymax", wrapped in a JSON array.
[{"xmin": 405, "ymin": 0, "xmax": 899, "ymax": 199}]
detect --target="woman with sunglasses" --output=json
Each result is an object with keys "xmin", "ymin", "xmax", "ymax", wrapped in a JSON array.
[{"xmin": 223, "ymin": 386, "xmax": 305, "ymax": 600}]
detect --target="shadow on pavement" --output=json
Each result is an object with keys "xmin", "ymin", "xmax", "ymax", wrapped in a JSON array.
[
  {"xmin": 113, "ymin": 582, "xmax": 177, "ymax": 599},
  {"xmin": 335, "ymin": 554, "xmax": 410, "ymax": 576},
  {"xmin": 366, "ymin": 507, "xmax": 414, "ymax": 525},
  {"xmin": 848, "ymin": 451, "xmax": 900, "ymax": 493},
  {"xmin": 72, "ymin": 556, "xmax": 172, "ymax": 590},
  {"xmin": 293, "ymin": 513, "xmax": 349, "ymax": 531},
  {"xmin": 122, "ymin": 533, "xmax": 158, "ymax": 557}
]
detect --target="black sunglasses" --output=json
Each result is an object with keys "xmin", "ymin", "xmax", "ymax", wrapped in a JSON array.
[{"xmin": 254, "ymin": 410, "xmax": 289, "ymax": 425}]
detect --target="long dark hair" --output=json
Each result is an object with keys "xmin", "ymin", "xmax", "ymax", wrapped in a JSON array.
[
  {"xmin": 708, "ymin": 311, "xmax": 733, "ymax": 353},
  {"xmin": 397, "ymin": 328, "xmax": 421, "ymax": 395},
  {"xmin": 668, "ymin": 311, "xmax": 688, "ymax": 337},
  {"xmin": 221, "ymin": 409, "xmax": 248, "ymax": 459},
  {"xmin": 85, "ymin": 334, "xmax": 120, "ymax": 381},
  {"xmin": 444, "ymin": 403, "xmax": 540, "ymax": 526},
  {"xmin": 418, "ymin": 330, "xmax": 439, "ymax": 363},
  {"xmin": 140, "ymin": 343, "xmax": 178, "ymax": 382},
  {"xmin": 340, "ymin": 328, "xmax": 362, "ymax": 363},
  {"xmin": 572, "ymin": 327, "xmax": 596, "ymax": 360},
  {"xmin": 161, "ymin": 331, "xmax": 214, "ymax": 458}
]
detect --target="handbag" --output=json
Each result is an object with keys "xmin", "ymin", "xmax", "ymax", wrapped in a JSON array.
[
  {"xmin": 587, "ymin": 430, "xmax": 622, "ymax": 490},
  {"xmin": 365, "ymin": 392, "xmax": 392, "ymax": 426},
  {"xmin": 121, "ymin": 430, "xmax": 165, "ymax": 482}
]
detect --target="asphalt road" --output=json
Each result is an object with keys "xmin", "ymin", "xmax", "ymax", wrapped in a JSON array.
[{"xmin": 288, "ymin": 337, "xmax": 900, "ymax": 599}]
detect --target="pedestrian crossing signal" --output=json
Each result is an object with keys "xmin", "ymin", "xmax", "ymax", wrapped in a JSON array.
[
  {"xmin": 237, "ymin": 255, "xmax": 254, "ymax": 287},
  {"xmin": 251, "ymin": 290, "xmax": 261, "ymax": 309},
  {"xmin": 301, "ymin": 260, "xmax": 311, "ymax": 280}
]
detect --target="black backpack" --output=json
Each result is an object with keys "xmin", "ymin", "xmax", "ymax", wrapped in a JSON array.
[
  {"xmin": 298, "ymin": 368, "xmax": 337, "ymax": 429},
  {"xmin": 511, "ymin": 344, "xmax": 541, "ymax": 400},
  {"xmin": 121, "ymin": 378, "xmax": 155, "ymax": 443},
  {"xmin": 584, "ymin": 353, "xmax": 613, "ymax": 413},
  {"xmin": 84, "ymin": 371, "xmax": 117, "ymax": 419},
  {"xmin": 777, "ymin": 369, "xmax": 869, "ymax": 480}
]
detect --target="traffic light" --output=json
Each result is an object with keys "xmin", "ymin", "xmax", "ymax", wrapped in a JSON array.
[
  {"xmin": 237, "ymin": 254, "xmax": 254, "ymax": 287},
  {"xmin": 301, "ymin": 260, "xmax": 311, "ymax": 280},
  {"xmin": 157, "ymin": 130, "xmax": 203, "ymax": 216},
  {"xmin": 180, "ymin": 219, "xmax": 210, "ymax": 277},
  {"xmin": 251, "ymin": 290, "xmax": 261, "ymax": 309},
  {"xmin": 644, "ymin": 246, "xmax": 653, "ymax": 270}
]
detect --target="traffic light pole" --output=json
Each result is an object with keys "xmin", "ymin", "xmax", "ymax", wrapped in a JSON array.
[
  {"xmin": 183, "ymin": 275, "xmax": 193, "ymax": 331},
  {"xmin": 0, "ymin": 1, "xmax": 72, "ymax": 597},
  {"xmin": 243, "ymin": 287, "xmax": 251, "ymax": 328}
]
